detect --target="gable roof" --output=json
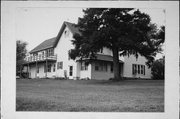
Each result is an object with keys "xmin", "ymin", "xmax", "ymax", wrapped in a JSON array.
[
  {"xmin": 30, "ymin": 21, "xmax": 80, "ymax": 53},
  {"xmin": 64, "ymin": 21, "xmax": 81, "ymax": 35},
  {"xmin": 30, "ymin": 37, "xmax": 57, "ymax": 53},
  {"xmin": 54, "ymin": 21, "xmax": 81, "ymax": 47}
]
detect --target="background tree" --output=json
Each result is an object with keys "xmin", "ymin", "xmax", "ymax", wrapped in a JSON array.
[
  {"xmin": 69, "ymin": 8, "xmax": 165, "ymax": 81},
  {"xmin": 16, "ymin": 40, "xmax": 27, "ymax": 77},
  {"xmin": 151, "ymin": 56, "xmax": 165, "ymax": 80}
]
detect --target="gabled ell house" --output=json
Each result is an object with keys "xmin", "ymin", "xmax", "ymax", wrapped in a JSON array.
[{"xmin": 24, "ymin": 21, "xmax": 151, "ymax": 80}]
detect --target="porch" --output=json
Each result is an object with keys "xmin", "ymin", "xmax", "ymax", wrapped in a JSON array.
[
  {"xmin": 23, "ymin": 55, "xmax": 57, "ymax": 78},
  {"xmin": 77, "ymin": 54, "xmax": 124, "ymax": 80}
]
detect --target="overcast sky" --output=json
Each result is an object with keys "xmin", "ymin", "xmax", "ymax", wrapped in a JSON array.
[{"xmin": 15, "ymin": 7, "xmax": 165, "ymax": 59}]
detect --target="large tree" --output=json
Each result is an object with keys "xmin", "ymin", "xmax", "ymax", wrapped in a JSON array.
[
  {"xmin": 151, "ymin": 56, "xmax": 165, "ymax": 80},
  {"xmin": 69, "ymin": 8, "xmax": 165, "ymax": 81},
  {"xmin": 16, "ymin": 40, "xmax": 27, "ymax": 77}
]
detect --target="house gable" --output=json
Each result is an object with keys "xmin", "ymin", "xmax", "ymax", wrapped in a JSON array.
[
  {"xmin": 54, "ymin": 21, "xmax": 81, "ymax": 48},
  {"xmin": 29, "ymin": 21, "xmax": 80, "ymax": 54}
]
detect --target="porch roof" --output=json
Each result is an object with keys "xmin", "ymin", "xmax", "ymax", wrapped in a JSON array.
[
  {"xmin": 78, "ymin": 54, "xmax": 124, "ymax": 63},
  {"xmin": 95, "ymin": 54, "xmax": 124, "ymax": 63}
]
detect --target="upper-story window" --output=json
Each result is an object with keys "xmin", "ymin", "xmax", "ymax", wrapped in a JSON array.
[
  {"xmin": 33, "ymin": 53, "xmax": 38, "ymax": 56},
  {"xmin": 64, "ymin": 30, "xmax": 69, "ymax": 38},
  {"xmin": 46, "ymin": 48, "xmax": 54, "ymax": 57},
  {"xmin": 42, "ymin": 51, "xmax": 45, "ymax": 59}
]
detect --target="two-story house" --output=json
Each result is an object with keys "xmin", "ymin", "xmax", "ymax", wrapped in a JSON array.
[{"xmin": 24, "ymin": 21, "xmax": 151, "ymax": 80}]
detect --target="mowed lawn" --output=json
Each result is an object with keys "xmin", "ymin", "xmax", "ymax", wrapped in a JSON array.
[{"xmin": 16, "ymin": 79, "xmax": 164, "ymax": 112}]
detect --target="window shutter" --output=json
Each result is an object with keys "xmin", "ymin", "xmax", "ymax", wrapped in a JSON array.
[
  {"xmin": 132, "ymin": 64, "xmax": 134, "ymax": 74},
  {"xmin": 144, "ymin": 66, "xmax": 145, "ymax": 75}
]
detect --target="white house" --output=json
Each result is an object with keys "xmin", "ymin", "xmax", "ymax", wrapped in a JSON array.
[{"xmin": 24, "ymin": 21, "xmax": 151, "ymax": 80}]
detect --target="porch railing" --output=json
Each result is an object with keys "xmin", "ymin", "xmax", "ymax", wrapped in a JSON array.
[{"xmin": 26, "ymin": 54, "xmax": 57, "ymax": 63}]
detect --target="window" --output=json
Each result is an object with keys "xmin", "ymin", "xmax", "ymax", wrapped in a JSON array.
[
  {"xmin": 46, "ymin": 49, "xmax": 54, "ymax": 57},
  {"xmin": 100, "ymin": 48, "xmax": 103, "ymax": 53},
  {"xmin": 138, "ymin": 65, "xmax": 140, "ymax": 74},
  {"xmin": 104, "ymin": 63, "xmax": 107, "ymax": 71},
  {"xmin": 95, "ymin": 65, "xmax": 99, "ymax": 71},
  {"xmin": 50, "ymin": 48, "xmax": 54, "ymax": 56},
  {"xmin": 38, "ymin": 54, "xmax": 41, "ymax": 60},
  {"xmin": 132, "ymin": 64, "xmax": 136, "ymax": 74},
  {"xmin": 81, "ymin": 62, "xmax": 88, "ymax": 70},
  {"xmin": 143, "ymin": 65, "xmax": 145, "ymax": 75},
  {"xmin": 42, "ymin": 52, "xmax": 44, "ymax": 59},
  {"xmin": 95, "ymin": 62, "xmax": 107, "ymax": 72},
  {"xmin": 47, "ymin": 64, "xmax": 51, "ymax": 72},
  {"xmin": 132, "ymin": 64, "xmax": 145, "ymax": 75},
  {"xmin": 141, "ymin": 65, "xmax": 143, "ymax": 74},
  {"xmin": 64, "ymin": 30, "xmax": 69, "ymax": 37},
  {"xmin": 69, "ymin": 66, "xmax": 73, "ymax": 76},
  {"xmin": 53, "ymin": 64, "xmax": 56, "ymax": 72},
  {"xmin": 110, "ymin": 63, "xmax": 113, "ymax": 72},
  {"xmin": 68, "ymin": 54, "xmax": 70, "ymax": 60},
  {"xmin": 57, "ymin": 62, "xmax": 63, "ymax": 69},
  {"xmin": 37, "ymin": 66, "xmax": 39, "ymax": 73},
  {"xmin": 44, "ymin": 65, "xmax": 46, "ymax": 73}
]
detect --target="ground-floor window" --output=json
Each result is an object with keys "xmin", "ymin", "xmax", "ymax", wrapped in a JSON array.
[
  {"xmin": 53, "ymin": 64, "xmax": 56, "ymax": 72},
  {"xmin": 81, "ymin": 62, "xmax": 88, "ymax": 70},
  {"xmin": 44, "ymin": 64, "xmax": 46, "ymax": 73},
  {"xmin": 132, "ymin": 64, "xmax": 145, "ymax": 75},
  {"xmin": 47, "ymin": 64, "xmax": 51, "ymax": 72},
  {"xmin": 37, "ymin": 66, "xmax": 39, "ymax": 73},
  {"xmin": 57, "ymin": 62, "xmax": 63, "ymax": 69},
  {"xmin": 110, "ymin": 63, "xmax": 113, "ymax": 72},
  {"xmin": 69, "ymin": 66, "xmax": 73, "ymax": 76},
  {"xmin": 95, "ymin": 62, "xmax": 107, "ymax": 72}
]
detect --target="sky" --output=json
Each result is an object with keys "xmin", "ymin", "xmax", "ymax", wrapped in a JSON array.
[{"xmin": 16, "ymin": 7, "xmax": 165, "ymax": 59}]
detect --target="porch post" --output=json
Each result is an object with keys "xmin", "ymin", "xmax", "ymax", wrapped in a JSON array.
[
  {"xmin": 46, "ymin": 58, "xmax": 47, "ymax": 78},
  {"xmin": 36, "ymin": 57, "xmax": 37, "ymax": 78}
]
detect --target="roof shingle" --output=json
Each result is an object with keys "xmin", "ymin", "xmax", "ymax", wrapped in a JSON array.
[{"xmin": 30, "ymin": 37, "xmax": 57, "ymax": 53}]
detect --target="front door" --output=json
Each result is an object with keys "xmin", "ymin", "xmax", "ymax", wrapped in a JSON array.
[{"xmin": 69, "ymin": 66, "xmax": 73, "ymax": 79}]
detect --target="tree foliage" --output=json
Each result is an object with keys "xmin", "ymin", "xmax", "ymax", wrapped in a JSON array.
[
  {"xmin": 69, "ymin": 8, "xmax": 165, "ymax": 80},
  {"xmin": 16, "ymin": 40, "xmax": 27, "ymax": 74},
  {"xmin": 151, "ymin": 56, "xmax": 165, "ymax": 80}
]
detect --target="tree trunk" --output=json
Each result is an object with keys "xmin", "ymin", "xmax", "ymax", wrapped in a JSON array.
[{"xmin": 112, "ymin": 47, "xmax": 122, "ymax": 81}]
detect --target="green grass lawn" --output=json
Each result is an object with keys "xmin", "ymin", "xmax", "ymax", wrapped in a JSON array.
[{"xmin": 16, "ymin": 79, "xmax": 164, "ymax": 112}]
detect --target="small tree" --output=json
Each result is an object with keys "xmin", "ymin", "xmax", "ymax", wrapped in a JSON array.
[
  {"xmin": 16, "ymin": 40, "xmax": 27, "ymax": 77},
  {"xmin": 151, "ymin": 56, "xmax": 165, "ymax": 80},
  {"xmin": 69, "ymin": 8, "xmax": 165, "ymax": 81}
]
